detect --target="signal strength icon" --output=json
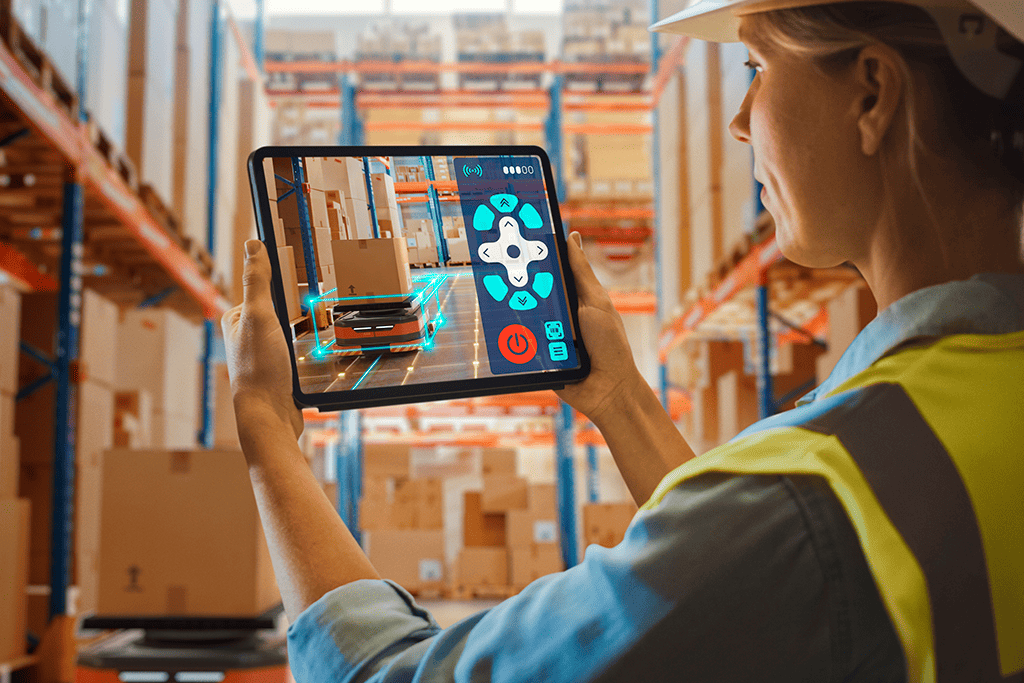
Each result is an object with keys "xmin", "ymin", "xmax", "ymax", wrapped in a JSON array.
[{"xmin": 463, "ymin": 164, "xmax": 483, "ymax": 177}]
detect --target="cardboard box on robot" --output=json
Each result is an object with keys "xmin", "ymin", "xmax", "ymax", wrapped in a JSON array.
[{"xmin": 331, "ymin": 237, "xmax": 413, "ymax": 307}]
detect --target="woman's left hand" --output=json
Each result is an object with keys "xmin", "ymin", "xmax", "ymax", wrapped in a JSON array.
[{"xmin": 221, "ymin": 239, "xmax": 304, "ymax": 440}]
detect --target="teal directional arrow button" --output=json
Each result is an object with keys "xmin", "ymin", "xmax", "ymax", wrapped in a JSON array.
[
  {"xmin": 532, "ymin": 272, "xmax": 554, "ymax": 299},
  {"xmin": 519, "ymin": 202, "xmax": 543, "ymax": 229},
  {"xmin": 489, "ymin": 193, "xmax": 519, "ymax": 213},
  {"xmin": 509, "ymin": 291, "xmax": 538, "ymax": 311},
  {"xmin": 474, "ymin": 204, "xmax": 495, "ymax": 231},
  {"xmin": 483, "ymin": 275, "xmax": 508, "ymax": 302}
]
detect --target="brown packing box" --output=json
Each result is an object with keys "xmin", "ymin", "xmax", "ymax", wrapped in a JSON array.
[
  {"xmin": 97, "ymin": 449, "xmax": 279, "ymax": 616},
  {"xmin": 482, "ymin": 448, "xmax": 517, "ymax": 476},
  {"xmin": 506, "ymin": 509, "xmax": 559, "ymax": 548},
  {"xmin": 482, "ymin": 475, "xmax": 529, "ymax": 513},
  {"xmin": 0, "ymin": 284, "xmax": 21, "ymax": 396},
  {"xmin": 463, "ymin": 491, "xmax": 507, "ymax": 547},
  {"xmin": 448, "ymin": 237, "xmax": 471, "ymax": 263},
  {"xmin": 457, "ymin": 548, "xmax": 508, "ymax": 587},
  {"xmin": 320, "ymin": 157, "xmax": 368, "ymax": 203},
  {"xmin": 362, "ymin": 443, "xmax": 410, "ymax": 479},
  {"xmin": 331, "ymin": 238, "xmax": 413, "ymax": 307},
  {"xmin": 343, "ymin": 198, "xmax": 372, "ymax": 239},
  {"xmin": 76, "ymin": 379, "xmax": 115, "ymax": 580},
  {"xmin": 0, "ymin": 499, "xmax": 30, "ymax": 662},
  {"xmin": 114, "ymin": 390, "xmax": 154, "ymax": 449},
  {"xmin": 364, "ymin": 529, "xmax": 445, "ymax": 593},
  {"xmin": 277, "ymin": 246, "xmax": 303, "ymax": 321},
  {"xmin": 582, "ymin": 502, "xmax": 638, "ymax": 549},
  {"xmin": 284, "ymin": 226, "xmax": 334, "ymax": 266},
  {"xmin": 510, "ymin": 545, "xmax": 564, "ymax": 588},
  {"xmin": 528, "ymin": 484, "xmax": 557, "ymax": 517},
  {"xmin": 358, "ymin": 497, "xmax": 396, "ymax": 531},
  {"xmin": 0, "ymin": 394, "xmax": 16, "ymax": 498},
  {"xmin": 81, "ymin": 285, "xmax": 120, "ymax": 388},
  {"xmin": 370, "ymin": 173, "xmax": 398, "ymax": 210},
  {"xmin": 394, "ymin": 479, "xmax": 444, "ymax": 530}
]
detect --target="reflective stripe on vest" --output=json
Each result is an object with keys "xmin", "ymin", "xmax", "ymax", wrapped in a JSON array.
[{"xmin": 639, "ymin": 331, "xmax": 1024, "ymax": 683}]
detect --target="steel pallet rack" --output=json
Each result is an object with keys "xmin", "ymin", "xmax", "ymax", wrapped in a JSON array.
[{"xmin": 0, "ymin": 0, "xmax": 270, "ymax": 673}]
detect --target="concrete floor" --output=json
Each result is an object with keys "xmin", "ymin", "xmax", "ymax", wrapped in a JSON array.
[{"xmin": 294, "ymin": 266, "xmax": 498, "ymax": 394}]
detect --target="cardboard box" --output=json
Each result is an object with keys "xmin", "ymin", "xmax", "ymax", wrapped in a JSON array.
[
  {"xmin": 506, "ymin": 509, "xmax": 559, "ymax": 548},
  {"xmin": 482, "ymin": 448, "xmax": 517, "ymax": 476},
  {"xmin": 358, "ymin": 498, "xmax": 396, "ymax": 531},
  {"xmin": 447, "ymin": 237, "xmax": 471, "ymax": 263},
  {"xmin": 510, "ymin": 545, "xmax": 563, "ymax": 588},
  {"xmin": 343, "ymin": 198, "xmax": 372, "ymax": 239},
  {"xmin": 0, "ymin": 285, "xmax": 21, "ymax": 396},
  {"xmin": 463, "ymin": 491, "xmax": 507, "ymax": 547},
  {"xmin": 362, "ymin": 443, "xmax": 410, "ymax": 479},
  {"xmin": 528, "ymin": 484, "xmax": 557, "ymax": 518},
  {"xmin": 319, "ymin": 157, "xmax": 368, "ymax": 202},
  {"xmin": 80, "ymin": 289, "xmax": 119, "ymax": 387},
  {"xmin": 370, "ymin": 173, "xmax": 398, "ymax": 209},
  {"xmin": 284, "ymin": 226, "xmax": 333, "ymax": 266},
  {"xmin": 331, "ymin": 238, "xmax": 413, "ymax": 307},
  {"xmin": 457, "ymin": 548, "xmax": 508, "ymax": 587},
  {"xmin": 277, "ymin": 246, "xmax": 302, "ymax": 321},
  {"xmin": 114, "ymin": 390, "xmax": 152, "ymax": 449},
  {"xmin": 0, "ymin": 394, "xmax": 16, "ymax": 498},
  {"xmin": 97, "ymin": 449, "xmax": 280, "ymax": 616},
  {"xmin": 116, "ymin": 308, "xmax": 201, "ymax": 423},
  {"xmin": 364, "ymin": 529, "xmax": 445, "ymax": 593},
  {"xmin": 582, "ymin": 502, "xmax": 638, "ymax": 549},
  {"xmin": 0, "ymin": 499, "xmax": 30, "ymax": 662},
  {"xmin": 152, "ymin": 413, "xmax": 199, "ymax": 450},
  {"xmin": 482, "ymin": 475, "xmax": 529, "ymax": 513},
  {"xmin": 394, "ymin": 479, "xmax": 443, "ymax": 530}
]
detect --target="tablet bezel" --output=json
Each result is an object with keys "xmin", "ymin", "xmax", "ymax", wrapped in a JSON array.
[{"xmin": 247, "ymin": 144, "xmax": 591, "ymax": 411}]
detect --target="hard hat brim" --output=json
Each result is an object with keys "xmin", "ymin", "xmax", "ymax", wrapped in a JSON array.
[{"xmin": 649, "ymin": 0, "xmax": 982, "ymax": 43}]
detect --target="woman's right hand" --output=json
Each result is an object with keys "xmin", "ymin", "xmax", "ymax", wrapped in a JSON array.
[{"xmin": 555, "ymin": 232, "xmax": 646, "ymax": 425}]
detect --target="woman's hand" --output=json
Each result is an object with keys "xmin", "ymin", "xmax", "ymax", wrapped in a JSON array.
[
  {"xmin": 221, "ymin": 240, "xmax": 304, "ymax": 441},
  {"xmin": 555, "ymin": 232, "xmax": 646, "ymax": 425}
]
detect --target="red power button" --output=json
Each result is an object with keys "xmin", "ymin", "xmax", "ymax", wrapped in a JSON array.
[{"xmin": 498, "ymin": 324, "xmax": 537, "ymax": 364}]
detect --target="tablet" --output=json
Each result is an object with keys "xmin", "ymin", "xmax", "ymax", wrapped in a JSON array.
[{"xmin": 247, "ymin": 145, "xmax": 590, "ymax": 411}]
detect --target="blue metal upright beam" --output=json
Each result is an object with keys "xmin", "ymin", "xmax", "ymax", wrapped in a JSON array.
[
  {"xmin": 50, "ymin": 180, "xmax": 84, "ymax": 621},
  {"xmin": 253, "ymin": 0, "xmax": 265, "ymax": 72},
  {"xmin": 340, "ymin": 78, "xmax": 356, "ymax": 146},
  {"xmin": 290, "ymin": 157, "xmax": 320, "ymax": 298},
  {"xmin": 755, "ymin": 278, "xmax": 775, "ymax": 420},
  {"xmin": 586, "ymin": 442, "xmax": 599, "ymax": 504},
  {"xmin": 337, "ymin": 410, "xmax": 363, "ymax": 545},
  {"xmin": 363, "ymin": 157, "xmax": 381, "ymax": 239},
  {"xmin": 651, "ymin": 0, "xmax": 669, "ymax": 410},
  {"xmin": 555, "ymin": 402, "xmax": 578, "ymax": 568},
  {"xmin": 420, "ymin": 155, "xmax": 448, "ymax": 263},
  {"xmin": 544, "ymin": 75, "xmax": 567, "ymax": 224}
]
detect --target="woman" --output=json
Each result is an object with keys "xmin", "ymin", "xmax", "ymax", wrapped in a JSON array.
[{"xmin": 223, "ymin": 1, "xmax": 1024, "ymax": 680}]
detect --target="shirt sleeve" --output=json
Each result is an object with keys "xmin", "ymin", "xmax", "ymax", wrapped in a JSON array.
[{"xmin": 286, "ymin": 473, "xmax": 840, "ymax": 683}]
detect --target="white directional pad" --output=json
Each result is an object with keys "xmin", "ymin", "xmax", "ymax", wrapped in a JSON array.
[{"xmin": 477, "ymin": 215, "xmax": 548, "ymax": 288}]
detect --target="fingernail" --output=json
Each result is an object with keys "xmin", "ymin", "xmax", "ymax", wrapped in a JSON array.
[{"xmin": 245, "ymin": 240, "xmax": 260, "ymax": 257}]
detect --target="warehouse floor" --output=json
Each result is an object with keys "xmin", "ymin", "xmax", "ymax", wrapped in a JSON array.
[{"xmin": 295, "ymin": 266, "xmax": 496, "ymax": 393}]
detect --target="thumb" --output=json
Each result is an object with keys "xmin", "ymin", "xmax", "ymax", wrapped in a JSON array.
[
  {"xmin": 242, "ymin": 240, "xmax": 274, "ymax": 312},
  {"xmin": 566, "ymin": 231, "xmax": 607, "ymax": 306}
]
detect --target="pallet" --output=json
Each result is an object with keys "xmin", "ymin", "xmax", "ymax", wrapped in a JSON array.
[
  {"xmin": 448, "ymin": 584, "xmax": 517, "ymax": 600},
  {"xmin": 140, "ymin": 184, "xmax": 183, "ymax": 246},
  {"xmin": 87, "ymin": 119, "xmax": 139, "ymax": 192},
  {"xmin": 406, "ymin": 587, "xmax": 446, "ymax": 600},
  {"xmin": 0, "ymin": 6, "xmax": 78, "ymax": 120}
]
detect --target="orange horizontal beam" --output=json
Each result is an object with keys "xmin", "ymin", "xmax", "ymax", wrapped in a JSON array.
[
  {"xmin": 651, "ymin": 36, "xmax": 690, "ymax": 106},
  {"xmin": 394, "ymin": 181, "xmax": 459, "ymax": 194},
  {"xmin": 560, "ymin": 206, "xmax": 654, "ymax": 220},
  {"xmin": 608, "ymin": 290, "xmax": 657, "ymax": 315},
  {"xmin": 227, "ymin": 10, "xmax": 261, "ymax": 84},
  {"xmin": 775, "ymin": 305, "xmax": 828, "ymax": 347},
  {"xmin": 658, "ymin": 235, "xmax": 785, "ymax": 362},
  {"xmin": 266, "ymin": 59, "xmax": 650, "ymax": 76},
  {"xmin": 0, "ymin": 242, "xmax": 59, "ymax": 292},
  {"xmin": 364, "ymin": 120, "xmax": 544, "ymax": 132}
]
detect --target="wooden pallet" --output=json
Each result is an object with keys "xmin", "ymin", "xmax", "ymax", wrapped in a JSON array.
[
  {"xmin": 0, "ymin": 5, "xmax": 78, "ymax": 120},
  {"xmin": 406, "ymin": 587, "xmax": 446, "ymax": 600},
  {"xmin": 448, "ymin": 584, "xmax": 517, "ymax": 600},
  {"xmin": 140, "ymin": 184, "xmax": 183, "ymax": 246},
  {"xmin": 86, "ymin": 119, "xmax": 139, "ymax": 192}
]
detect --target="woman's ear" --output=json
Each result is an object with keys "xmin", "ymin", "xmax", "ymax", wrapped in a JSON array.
[{"xmin": 855, "ymin": 43, "xmax": 905, "ymax": 157}]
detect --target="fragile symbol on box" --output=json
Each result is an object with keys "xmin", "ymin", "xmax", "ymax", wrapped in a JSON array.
[
  {"xmin": 419, "ymin": 559, "xmax": 443, "ymax": 582},
  {"xmin": 534, "ymin": 520, "xmax": 557, "ymax": 543}
]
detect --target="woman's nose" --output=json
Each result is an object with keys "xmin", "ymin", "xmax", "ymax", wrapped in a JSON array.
[{"xmin": 729, "ymin": 89, "xmax": 754, "ymax": 144}]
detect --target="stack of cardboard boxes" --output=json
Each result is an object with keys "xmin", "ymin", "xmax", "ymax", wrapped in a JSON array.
[
  {"xmin": 370, "ymin": 172, "xmax": 403, "ymax": 239},
  {"xmin": 457, "ymin": 449, "xmax": 564, "ymax": 592},
  {"xmin": 0, "ymin": 284, "xmax": 29, "ymax": 665},
  {"xmin": 443, "ymin": 216, "xmax": 471, "ymax": 264},
  {"xmin": 360, "ymin": 444, "xmax": 447, "ymax": 595},
  {"xmin": 562, "ymin": 0, "xmax": 651, "ymax": 62},
  {"xmin": 582, "ymin": 501, "xmax": 638, "ymax": 550},
  {"xmin": 404, "ymin": 219, "xmax": 440, "ymax": 267}
]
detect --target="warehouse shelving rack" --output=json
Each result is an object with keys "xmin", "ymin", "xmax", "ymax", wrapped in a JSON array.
[{"xmin": 0, "ymin": 1, "xmax": 273, "ymax": 672}]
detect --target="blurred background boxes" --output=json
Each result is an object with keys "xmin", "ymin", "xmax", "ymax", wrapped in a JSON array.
[
  {"xmin": 364, "ymin": 530, "xmax": 445, "ymax": 594},
  {"xmin": 583, "ymin": 502, "xmax": 638, "ymax": 549}
]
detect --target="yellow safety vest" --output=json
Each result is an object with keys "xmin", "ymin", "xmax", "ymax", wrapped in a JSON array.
[{"xmin": 640, "ymin": 330, "xmax": 1024, "ymax": 683}]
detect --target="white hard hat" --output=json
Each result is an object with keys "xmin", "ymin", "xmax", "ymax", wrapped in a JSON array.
[{"xmin": 650, "ymin": 0, "xmax": 1024, "ymax": 102}]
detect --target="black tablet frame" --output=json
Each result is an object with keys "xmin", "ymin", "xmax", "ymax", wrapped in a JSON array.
[{"xmin": 247, "ymin": 144, "xmax": 590, "ymax": 411}]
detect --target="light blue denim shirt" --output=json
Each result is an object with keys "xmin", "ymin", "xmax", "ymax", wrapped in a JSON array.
[{"xmin": 286, "ymin": 273, "xmax": 1024, "ymax": 683}]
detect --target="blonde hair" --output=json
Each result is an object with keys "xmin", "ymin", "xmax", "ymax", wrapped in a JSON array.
[{"xmin": 747, "ymin": 1, "xmax": 1024, "ymax": 232}]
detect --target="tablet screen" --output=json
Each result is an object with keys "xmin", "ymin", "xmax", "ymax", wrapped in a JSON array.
[{"xmin": 260, "ymin": 153, "xmax": 581, "ymax": 396}]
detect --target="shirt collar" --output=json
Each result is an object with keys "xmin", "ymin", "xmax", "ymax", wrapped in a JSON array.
[{"xmin": 794, "ymin": 273, "xmax": 1024, "ymax": 407}]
